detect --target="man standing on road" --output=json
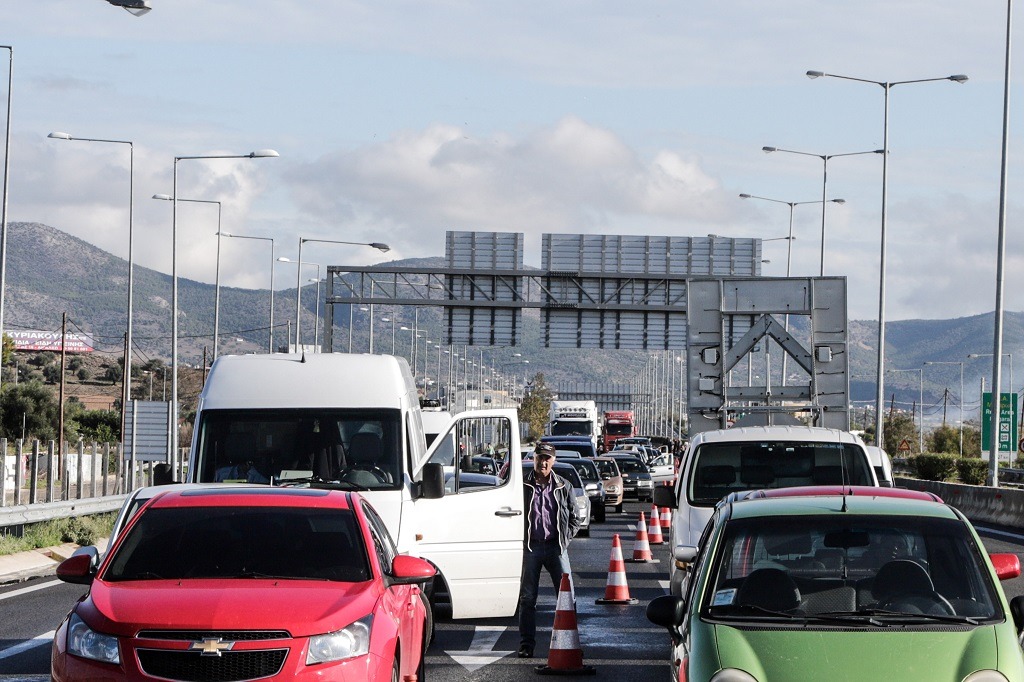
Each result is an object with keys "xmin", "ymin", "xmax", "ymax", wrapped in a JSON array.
[{"xmin": 518, "ymin": 442, "xmax": 581, "ymax": 658}]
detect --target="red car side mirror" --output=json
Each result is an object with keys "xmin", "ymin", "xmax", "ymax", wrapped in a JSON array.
[
  {"xmin": 990, "ymin": 553, "xmax": 1021, "ymax": 581},
  {"xmin": 390, "ymin": 555, "xmax": 436, "ymax": 585}
]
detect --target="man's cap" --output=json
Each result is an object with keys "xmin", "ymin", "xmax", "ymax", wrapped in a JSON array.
[{"xmin": 534, "ymin": 443, "xmax": 556, "ymax": 459}]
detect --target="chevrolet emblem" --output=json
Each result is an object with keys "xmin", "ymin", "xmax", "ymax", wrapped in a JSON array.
[{"xmin": 189, "ymin": 638, "xmax": 234, "ymax": 657}]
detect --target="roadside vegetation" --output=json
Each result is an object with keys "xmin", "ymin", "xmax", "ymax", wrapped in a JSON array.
[{"xmin": 0, "ymin": 513, "xmax": 116, "ymax": 556}]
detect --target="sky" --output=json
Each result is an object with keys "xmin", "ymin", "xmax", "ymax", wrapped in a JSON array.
[{"xmin": 0, "ymin": 1, "xmax": 1021, "ymax": 321}]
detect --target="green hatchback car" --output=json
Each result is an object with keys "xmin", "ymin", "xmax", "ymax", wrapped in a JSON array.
[{"xmin": 648, "ymin": 490, "xmax": 1024, "ymax": 682}]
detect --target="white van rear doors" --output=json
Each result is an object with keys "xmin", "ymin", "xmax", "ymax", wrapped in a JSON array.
[{"xmin": 415, "ymin": 408, "xmax": 524, "ymax": 619}]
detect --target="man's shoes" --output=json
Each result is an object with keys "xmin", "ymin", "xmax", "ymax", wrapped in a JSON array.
[{"xmin": 518, "ymin": 644, "xmax": 534, "ymax": 658}]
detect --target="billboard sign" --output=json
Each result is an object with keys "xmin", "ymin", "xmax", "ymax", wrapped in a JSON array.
[{"xmin": 9, "ymin": 330, "xmax": 95, "ymax": 353}]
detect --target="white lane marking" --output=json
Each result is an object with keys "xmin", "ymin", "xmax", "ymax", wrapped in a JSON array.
[
  {"xmin": 658, "ymin": 580, "xmax": 670, "ymax": 592},
  {"xmin": 0, "ymin": 676, "xmax": 51, "ymax": 681},
  {"xmin": 0, "ymin": 580, "xmax": 61, "ymax": 602},
  {"xmin": 0, "ymin": 631, "xmax": 56, "ymax": 660},
  {"xmin": 975, "ymin": 525, "xmax": 1024, "ymax": 542},
  {"xmin": 445, "ymin": 625, "xmax": 515, "ymax": 672}
]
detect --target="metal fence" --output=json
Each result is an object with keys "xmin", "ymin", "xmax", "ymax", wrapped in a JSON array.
[{"xmin": 1, "ymin": 439, "xmax": 183, "ymax": 512}]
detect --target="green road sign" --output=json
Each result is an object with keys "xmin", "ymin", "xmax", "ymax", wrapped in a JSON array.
[{"xmin": 982, "ymin": 392, "xmax": 1018, "ymax": 453}]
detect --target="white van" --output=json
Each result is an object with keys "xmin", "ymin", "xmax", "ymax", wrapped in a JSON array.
[
  {"xmin": 188, "ymin": 353, "xmax": 524, "ymax": 619},
  {"xmin": 865, "ymin": 445, "xmax": 895, "ymax": 486},
  {"xmin": 653, "ymin": 425, "xmax": 878, "ymax": 596}
]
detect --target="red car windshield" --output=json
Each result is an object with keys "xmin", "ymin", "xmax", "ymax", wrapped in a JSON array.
[{"xmin": 104, "ymin": 506, "xmax": 371, "ymax": 582}]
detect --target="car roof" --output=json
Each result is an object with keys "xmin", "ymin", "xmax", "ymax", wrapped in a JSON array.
[
  {"xmin": 727, "ymin": 493, "xmax": 956, "ymax": 521},
  {"xmin": 146, "ymin": 486, "xmax": 355, "ymax": 510},
  {"xmin": 732, "ymin": 485, "xmax": 942, "ymax": 503},
  {"xmin": 691, "ymin": 425, "xmax": 866, "ymax": 446}
]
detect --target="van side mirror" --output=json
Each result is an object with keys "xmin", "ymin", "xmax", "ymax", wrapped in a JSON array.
[
  {"xmin": 1011, "ymin": 595, "xmax": 1024, "ymax": 634},
  {"xmin": 420, "ymin": 463, "xmax": 445, "ymax": 499}
]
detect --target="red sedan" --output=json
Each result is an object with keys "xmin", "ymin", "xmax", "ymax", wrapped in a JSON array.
[{"xmin": 51, "ymin": 487, "xmax": 434, "ymax": 682}]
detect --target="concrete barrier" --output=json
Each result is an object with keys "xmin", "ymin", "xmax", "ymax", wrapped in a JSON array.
[{"xmin": 896, "ymin": 477, "xmax": 1024, "ymax": 528}]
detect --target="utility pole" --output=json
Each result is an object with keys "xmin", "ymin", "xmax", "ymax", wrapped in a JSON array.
[
  {"xmin": 58, "ymin": 312, "xmax": 67, "ymax": 473},
  {"xmin": 942, "ymin": 388, "xmax": 949, "ymax": 427}
]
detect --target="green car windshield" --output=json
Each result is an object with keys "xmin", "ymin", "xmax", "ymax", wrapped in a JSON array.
[{"xmin": 702, "ymin": 514, "xmax": 1003, "ymax": 623}]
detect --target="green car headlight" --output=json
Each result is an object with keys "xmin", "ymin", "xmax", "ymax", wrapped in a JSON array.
[
  {"xmin": 67, "ymin": 613, "xmax": 120, "ymax": 665},
  {"xmin": 962, "ymin": 673, "xmax": 1010, "ymax": 682},
  {"xmin": 307, "ymin": 615, "xmax": 373, "ymax": 664},
  {"xmin": 711, "ymin": 670, "xmax": 758, "ymax": 682}
]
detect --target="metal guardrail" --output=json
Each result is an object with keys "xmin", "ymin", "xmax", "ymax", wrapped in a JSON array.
[{"xmin": 0, "ymin": 495, "xmax": 127, "ymax": 527}]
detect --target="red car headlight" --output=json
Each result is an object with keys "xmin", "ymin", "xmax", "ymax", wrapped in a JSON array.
[{"xmin": 306, "ymin": 615, "xmax": 373, "ymax": 664}]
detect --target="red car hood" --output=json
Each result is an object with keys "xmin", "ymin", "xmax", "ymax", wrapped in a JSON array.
[{"xmin": 80, "ymin": 579, "xmax": 381, "ymax": 638}]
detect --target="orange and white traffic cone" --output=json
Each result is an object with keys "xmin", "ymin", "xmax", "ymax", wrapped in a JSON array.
[
  {"xmin": 660, "ymin": 505, "xmax": 672, "ymax": 532},
  {"xmin": 624, "ymin": 512, "xmax": 657, "ymax": 563},
  {"xmin": 647, "ymin": 503, "xmax": 665, "ymax": 545},
  {"xmin": 536, "ymin": 573, "xmax": 596, "ymax": 676},
  {"xmin": 596, "ymin": 534, "xmax": 640, "ymax": 604}
]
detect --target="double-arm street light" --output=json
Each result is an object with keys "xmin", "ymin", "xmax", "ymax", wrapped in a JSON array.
[
  {"xmin": 166, "ymin": 149, "xmax": 278, "ymax": 466},
  {"xmin": 923, "ymin": 360, "xmax": 965, "ymax": 456},
  {"xmin": 294, "ymin": 237, "xmax": 389, "ymax": 352},
  {"xmin": 220, "ymin": 232, "xmax": 275, "ymax": 353},
  {"xmin": 48, "ymin": 130, "xmax": 136, "ymax": 439},
  {"xmin": 739, "ymin": 193, "xmax": 844, "ymax": 386},
  {"xmin": 806, "ymin": 68, "xmax": 967, "ymax": 464},
  {"xmin": 153, "ymin": 194, "xmax": 223, "ymax": 359},
  {"xmin": 762, "ymin": 146, "xmax": 882, "ymax": 276}
]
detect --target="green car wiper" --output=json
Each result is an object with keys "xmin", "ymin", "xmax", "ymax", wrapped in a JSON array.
[{"xmin": 851, "ymin": 608, "xmax": 981, "ymax": 626}]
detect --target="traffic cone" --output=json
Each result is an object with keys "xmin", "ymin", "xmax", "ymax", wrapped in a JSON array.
[
  {"xmin": 596, "ymin": 534, "xmax": 640, "ymax": 604},
  {"xmin": 624, "ymin": 512, "xmax": 657, "ymax": 563},
  {"xmin": 647, "ymin": 503, "xmax": 665, "ymax": 545},
  {"xmin": 536, "ymin": 573, "xmax": 596, "ymax": 675},
  {"xmin": 660, "ymin": 505, "xmax": 672, "ymax": 532}
]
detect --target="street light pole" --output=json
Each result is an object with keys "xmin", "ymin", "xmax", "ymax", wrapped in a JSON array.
[
  {"xmin": 762, "ymin": 146, "xmax": 882, "ymax": 276},
  {"xmin": 924, "ymin": 360, "xmax": 964, "ymax": 456},
  {"xmin": 167, "ymin": 149, "xmax": 278, "ymax": 466},
  {"xmin": 220, "ymin": 232, "xmax": 275, "ymax": 353},
  {"xmin": 277, "ymin": 257, "xmax": 319, "ymax": 349},
  {"xmin": 0, "ymin": 46, "xmax": 11, "ymax": 401},
  {"xmin": 153, "ymin": 195, "xmax": 222, "ymax": 358},
  {"xmin": 806, "ymin": 68, "xmax": 967, "ymax": 462},
  {"xmin": 48, "ymin": 131, "xmax": 135, "ymax": 434},
  {"xmin": 294, "ymin": 237, "xmax": 389, "ymax": 351}
]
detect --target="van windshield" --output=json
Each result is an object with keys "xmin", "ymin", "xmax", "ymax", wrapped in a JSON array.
[
  {"xmin": 194, "ymin": 409, "xmax": 402, "ymax": 490},
  {"xmin": 689, "ymin": 441, "xmax": 874, "ymax": 506}
]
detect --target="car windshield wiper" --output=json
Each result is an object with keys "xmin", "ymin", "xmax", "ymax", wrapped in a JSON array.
[
  {"xmin": 233, "ymin": 569, "xmax": 326, "ymax": 581},
  {"xmin": 717, "ymin": 604, "xmax": 807, "ymax": 621},
  {"xmin": 846, "ymin": 609, "xmax": 981, "ymax": 626}
]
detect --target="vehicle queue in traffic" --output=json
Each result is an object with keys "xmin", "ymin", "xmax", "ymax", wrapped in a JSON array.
[{"xmin": 43, "ymin": 373, "xmax": 1024, "ymax": 681}]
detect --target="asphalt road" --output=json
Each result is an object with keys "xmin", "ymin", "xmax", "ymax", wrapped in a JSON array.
[{"xmin": 2, "ymin": 499, "xmax": 1023, "ymax": 681}]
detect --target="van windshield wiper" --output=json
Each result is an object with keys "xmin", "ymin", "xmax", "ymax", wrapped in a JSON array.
[{"xmin": 273, "ymin": 476, "xmax": 368, "ymax": 491}]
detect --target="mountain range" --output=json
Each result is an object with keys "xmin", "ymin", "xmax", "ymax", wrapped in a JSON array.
[{"xmin": 5, "ymin": 221, "xmax": 1021, "ymax": 424}]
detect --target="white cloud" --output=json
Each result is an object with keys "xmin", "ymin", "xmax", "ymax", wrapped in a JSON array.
[{"xmin": 284, "ymin": 116, "xmax": 733, "ymax": 265}]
